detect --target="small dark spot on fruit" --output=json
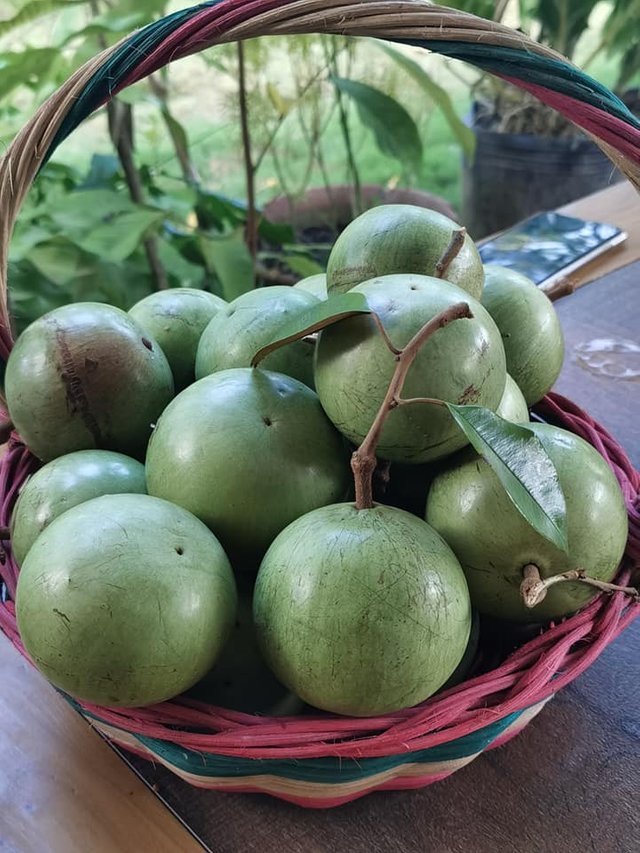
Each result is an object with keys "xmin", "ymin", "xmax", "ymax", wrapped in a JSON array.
[
  {"xmin": 410, "ymin": 286, "xmax": 417, "ymax": 291},
  {"xmin": 142, "ymin": 338, "xmax": 153, "ymax": 351},
  {"xmin": 223, "ymin": 680, "xmax": 233, "ymax": 687},
  {"xmin": 263, "ymin": 416, "xmax": 272, "ymax": 426},
  {"xmin": 175, "ymin": 546, "xmax": 184, "ymax": 556}
]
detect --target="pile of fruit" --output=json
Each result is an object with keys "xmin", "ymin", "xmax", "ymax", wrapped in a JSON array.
[{"xmin": 5, "ymin": 205, "xmax": 631, "ymax": 717}]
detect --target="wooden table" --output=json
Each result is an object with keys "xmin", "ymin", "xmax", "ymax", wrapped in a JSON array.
[{"xmin": 1, "ymin": 182, "xmax": 639, "ymax": 853}]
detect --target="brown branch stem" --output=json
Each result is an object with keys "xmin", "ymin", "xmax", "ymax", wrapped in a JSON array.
[
  {"xmin": 350, "ymin": 303, "xmax": 473, "ymax": 509},
  {"xmin": 521, "ymin": 563, "xmax": 640, "ymax": 609},
  {"xmin": 237, "ymin": 42, "xmax": 258, "ymax": 274},
  {"xmin": 435, "ymin": 228, "xmax": 466, "ymax": 279},
  {"xmin": 90, "ymin": 0, "xmax": 168, "ymax": 292}
]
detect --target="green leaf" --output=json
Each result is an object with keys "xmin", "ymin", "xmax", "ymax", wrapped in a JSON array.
[
  {"xmin": 29, "ymin": 238, "xmax": 94, "ymax": 285},
  {"xmin": 47, "ymin": 189, "xmax": 137, "ymax": 233},
  {"xmin": 266, "ymin": 82, "xmax": 298, "ymax": 117},
  {"xmin": 76, "ymin": 209, "xmax": 165, "ymax": 262},
  {"xmin": 258, "ymin": 218, "xmax": 295, "ymax": 245},
  {"xmin": 195, "ymin": 190, "xmax": 246, "ymax": 232},
  {"xmin": 0, "ymin": 48, "xmax": 61, "ymax": 101},
  {"xmin": 198, "ymin": 231, "xmax": 254, "ymax": 302},
  {"xmin": 281, "ymin": 254, "xmax": 324, "ymax": 278},
  {"xmin": 0, "ymin": 0, "xmax": 88, "ymax": 38},
  {"xmin": 8, "ymin": 224, "xmax": 51, "ymax": 262},
  {"xmin": 331, "ymin": 76, "xmax": 423, "ymax": 175},
  {"xmin": 157, "ymin": 240, "xmax": 205, "ymax": 287},
  {"xmin": 251, "ymin": 292, "xmax": 371, "ymax": 367},
  {"xmin": 61, "ymin": 12, "xmax": 150, "ymax": 45},
  {"xmin": 80, "ymin": 154, "xmax": 121, "ymax": 189},
  {"xmin": 446, "ymin": 404, "xmax": 569, "ymax": 552},
  {"xmin": 373, "ymin": 42, "xmax": 476, "ymax": 162}
]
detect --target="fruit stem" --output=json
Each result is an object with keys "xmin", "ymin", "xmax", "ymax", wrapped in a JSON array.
[
  {"xmin": 435, "ymin": 228, "xmax": 467, "ymax": 279},
  {"xmin": 351, "ymin": 302, "xmax": 473, "ymax": 510},
  {"xmin": 520, "ymin": 563, "xmax": 640, "ymax": 609},
  {"xmin": 544, "ymin": 277, "xmax": 578, "ymax": 303}
]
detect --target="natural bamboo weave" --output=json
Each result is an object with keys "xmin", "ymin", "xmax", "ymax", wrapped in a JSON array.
[{"xmin": 0, "ymin": 0, "xmax": 638, "ymax": 806}]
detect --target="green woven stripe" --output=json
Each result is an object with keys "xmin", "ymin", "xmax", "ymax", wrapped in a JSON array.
[
  {"xmin": 409, "ymin": 40, "xmax": 640, "ymax": 129},
  {"xmin": 45, "ymin": 5, "xmax": 640, "ymax": 167},
  {"xmin": 125, "ymin": 711, "xmax": 523, "ymax": 783},
  {"xmin": 49, "ymin": 1, "xmax": 219, "ymax": 156}
]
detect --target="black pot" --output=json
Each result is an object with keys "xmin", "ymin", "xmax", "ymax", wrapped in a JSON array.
[{"xmin": 462, "ymin": 111, "xmax": 624, "ymax": 240}]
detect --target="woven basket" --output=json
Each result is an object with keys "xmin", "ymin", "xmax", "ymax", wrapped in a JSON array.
[{"xmin": 1, "ymin": 0, "xmax": 639, "ymax": 809}]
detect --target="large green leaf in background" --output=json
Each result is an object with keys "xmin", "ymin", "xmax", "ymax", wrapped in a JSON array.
[
  {"xmin": 76, "ymin": 209, "xmax": 165, "ymax": 262},
  {"xmin": 0, "ymin": 48, "xmax": 61, "ymax": 101},
  {"xmin": 0, "ymin": 0, "xmax": 88, "ymax": 37},
  {"xmin": 373, "ymin": 41, "xmax": 476, "ymax": 162},
  {"xmin": 330, "ymin": 76, "xmax": 423, "ymax": 176},
  {"xmin": 198, "ymin": 230, "xmax": 255, "ymax": 302},
  {"xmin": 446, "ymin": 404, "xmax": 569, "ymax": 552}
]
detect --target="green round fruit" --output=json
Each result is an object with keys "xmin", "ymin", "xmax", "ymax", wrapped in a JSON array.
[
  {"xmin": 16, "ymin": 494, "xmax": 237, "ymax": 707},
  {"xmin": 188, "ymin": 578, "xmax": 302, "ymax": 715},
  {"xmin": 129, "ymin": 288, "xmax": 227, "ymax": 391},
  {"xmin": 314, "ymin": 275, "xmax": 507, "ymax": 463},
  {"xmin": 425, "ymin": 423, "xmax": 628, "ymax": 622},
  {"xmin": 481, "ymin": 266, "xmax": 564, "ymax": 405},
  {"xmin": 195, "ymin": 286, "xmax": 319, "ymax": 388},
  {"xmin": 146, "ymin": 368, "xmax": 351, "ymax": 563},
  {"xmin": 496, "ymin": 373, "xmax": 529, "ymax": 423},
  {"xmin": 293, "ymin": 274, "xmax": 327, "ymax": 300},
  {"xmin": 5, "ymin": 303, "xmax": 174, "ymax": 462},
  {"xmin": 254, "ymin": 502, "xmax": 471, "ymax": 716},
  {"xmin": 327, "ymin": 205, "xmax": 484, "ymax": 299},
  {"xmin": 10, "ymin": 450, "xmax": 147, "ymax": 567}
]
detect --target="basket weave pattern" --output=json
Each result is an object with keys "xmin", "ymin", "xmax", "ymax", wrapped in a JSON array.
[{"xmin": 0, "ymin": 0, "xmax": 639, "ymax": 807}]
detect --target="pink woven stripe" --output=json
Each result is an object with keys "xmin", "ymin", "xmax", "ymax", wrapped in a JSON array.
[
  {"xmin": 500, "ymin": 75, "xmax": 640, "ymax": 164},
  {"xmin": 1, "ymin": 395, "xmax": 637, "ymax": 760}
]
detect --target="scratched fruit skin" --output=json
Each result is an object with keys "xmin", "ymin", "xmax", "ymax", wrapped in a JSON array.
[
  {"xmin": 145, "ymin": 368, "xmax": 351, "ymax": 564},
  {"xmin": 481, "ymin": 266, "xmax": 564, "ymax": 406},
  {"xmin": 314, "ymin": 275, "xmax": 507, "ymax": 463},
  {"xmin": 253, "ymin": 503, "xmax": 471, "ymax": 716},
  {"xmin": 195, "ymin": 286, "xmax": 320, "ymax": 389},
  {"xmin": 326, "ymin": 205, "xmax": 484, "ymax": 299},
  {"xmin": 15, "ymin": 494, "xmax": 237, "ymax": 707},
  {"xmin": 425, "ymin": 423, "xmax": 629, "ymax": 622},
  {"xmin": 5, "ymin": 303, "xmax": 174, "ymax": 462},
  {"xmin": 129, "ymin": 288, "xmax": 227, "ymax": 391},
  {"xmin": 10, "ymin": 449, "xmax": 147, "ymax": 567}
]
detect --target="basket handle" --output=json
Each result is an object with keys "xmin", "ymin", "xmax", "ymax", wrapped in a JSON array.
[{"xmin": 0, "ymin": 0, "xmax": 638, "ymax": 361}]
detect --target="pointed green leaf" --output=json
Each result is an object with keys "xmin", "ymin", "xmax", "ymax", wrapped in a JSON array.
[
  {"xmin": 0, "ymin": 0, "xmax": 88, "ymax": 38},
  {"xmin": 198, "ymin": 230, "xmax": 254, "ymax": 301},
  {"xmin": 251, "ymin": 292, "xmax": 370, "ymax": 367},
  {"xmin": 330, "ymin": 76, "xmax": 423, "ymax": 175},
  {"xmin": 446, "ymin": 404, "xmax": 569, "ymax": 552},
  {"xmin": 372, "ymin": 42, "xmax": 476, "ymax": 161},
  {"xmin": 281, "ymin": 254, "xmax": 325, "ymax": 278},
  {"xmin": 76, "ymin": 209, "xmax": 165, "ymax": 261}
]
